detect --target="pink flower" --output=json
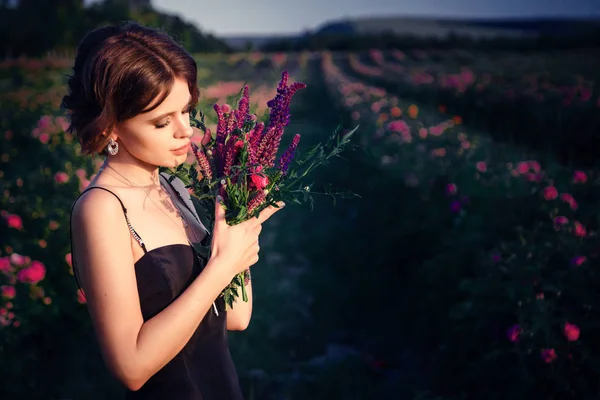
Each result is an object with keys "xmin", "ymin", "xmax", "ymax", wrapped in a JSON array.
[
  {"xmin": 48, "ymin": 220, "xmax": 59, "ymax": 230},
  {"xmin": 570, "ymin": 255, "xmax": 587, "ymax": 266},
  {"xmin": 541, "ymin": 348, "xmax": 557, "ymax": 363},
  {"xmin": 75, "ymin": 169, "xmax": 87, "ymax": 179},
  {"xmin": 445, "ymin": 183, "xmax": 457, "ymax": 195},
  {"xmin": 65, "ymin": 253, "xmax": 73, "ymax": 268},
  {"xmin": 39, "ymin": 133, "xmax": 50, "ymax": 144},
  {"xmin": 506, "ymin": 324, "xmax": 521, "ymax": 342},
  {"xmin": 249, "ymin": 173, "xmax": 269, "ymax": 190},
  {"xmin": 79, "ymin": 179, "xmax": 91, "ymax": 192},
  {"xmin": 573, "ymin": 171, "xmax": 587, "ymax": 183},
  {"xmin": 553, "ymin": 216, "xmax": 569, "ymax": 228},
  {"xmin": 560, "ymin": 193, "xmax": 578, "ymax": 210},
  {"xmin": 528, "ymin": 161, "xmax": 541, "ymax": 173},
  {"xmin": 475, "ymin": 161, "xmax": 487, "ymax": 172},
  {"xmin": 543, "ymin": 186, "xmax": 558, "ymax": 200},
  {"xmin": 1, "ymin": 285, "xmax": 15, "ymax": 299},
  {"xmin": 573, "ymin": 221, "xmax": 587, "ymax": 237},
  {"xmin": 54, "ymin": 172, "xmax": 69, "ymax": 184},
  {"xmin": 387, "ymin": 120, "xmax": 410, "ymax": 136},
  {"xmin": 221, "ymin": 103, "xmax": 231, "ymax": 113},
  {"xmin": 5, "ymin": 214, "xmax": 23, "ymax": 230},
  {"xmin": 0, "ymin": 257, "xmax": 10, "ymax": 272},
  {"xmin": 17, "ymin": 260, "xmax": 46, "ymax": 284},
  {"xmin": 517, "ymin": 162, "xmax": 529, "ymax": 174},
  {"xmin": 9, "ymin": 253, "xmax": 26, "ymax": 266},
  {"xmin": 564, "ymin": 322, "xmax": 580, "ymax": 341},
  {"xmin": 77, "ymin": 288, "xmax": 86, "ymax": 304}
]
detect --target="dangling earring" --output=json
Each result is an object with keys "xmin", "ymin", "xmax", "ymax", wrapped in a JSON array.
[{"xmin": 106, "ymin": 138, "xmax": 119, "ymax": 156}]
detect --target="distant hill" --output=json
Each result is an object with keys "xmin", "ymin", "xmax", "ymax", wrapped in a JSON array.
[
  {"xmin": 221, "ymin": 16, "xmax": 600, "ymax": 50},
  {"xmin": 321, "ymin": 16, "xmax": 600, "ymax": 38}
]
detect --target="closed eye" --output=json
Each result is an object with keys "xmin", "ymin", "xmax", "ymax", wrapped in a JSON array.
[{"xmin": 155, "ymin": 109, "xmax": 192, "ymax": 129}]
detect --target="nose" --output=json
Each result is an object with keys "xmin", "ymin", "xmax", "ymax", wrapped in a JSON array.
[{"xmin": 174, "ymin": 115, "xmax": 193, "ymax": 138}]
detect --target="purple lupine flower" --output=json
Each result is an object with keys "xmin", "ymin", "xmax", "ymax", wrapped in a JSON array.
[
  {"xmin": 254, "ymin": 126, "xmax": 277, "ymax": 166},
  {"xmin": 236, "ymin": 85, "xmax": 250, "ymax": 129},
  {"xmin": 256, "ymin": 126, "xmax": 284, "ymax": 168},
  {"xmin": 222, "ymin": 135, "xmax": 238, "ymax": 176},
  {"xmin": 257, "ymin": 72, "xmax": 306, "ymax": 167},
  {"xmin": 278, "ymin": 134, "xmax": 300, "ymax": 175},
  {"xmin": 248, "ymin": 121, "xmax": 265, "ymax": 165},
  {"xmin": 248, "ymin": 190, "xmax": 267, "ymax": 214},
  {"xmin": 191, "ymin": 142, "xmax": 213, "ymax": 180},
  {"xmin": 214, "ymin": 104, "xmax": 226, "ymax": 145}
]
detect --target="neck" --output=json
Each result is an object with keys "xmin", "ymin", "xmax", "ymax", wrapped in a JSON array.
[{"xmin": 101, "ymin": 157, "xmax": 161, "ymax": 188}]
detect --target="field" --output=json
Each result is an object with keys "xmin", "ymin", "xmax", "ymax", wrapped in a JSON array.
[{"xmin": 1, "ymin": 48, "xmax": 599, "ymax": 400}]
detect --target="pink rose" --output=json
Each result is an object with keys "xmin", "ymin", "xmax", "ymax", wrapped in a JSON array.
[
  {"xmin": 563, "ymin": 322, "xmax": 580, "ymax": 341},
  {"xmin": 570, "ymin": 255, "xmax": 587, "ymax": 266},
  {"xmin": 1, "ymin": 285, "xmax": 15, "ymax": 299},
  {"xmin": 573, "ymin": 171, "xmax": 587, "ymax": 183},
  {"xmin": 54, "ymin": 172, "xmax": 69, "ymax": 184},
  {"xmin": 39, "ymin": 133, "xmax": 50, "ymax": 144},
  {"xmin": 5, "ymin": 214, "xmax": 23, "ymax": 230},
  {"xmin": 543, "ymin": 186, "xmax": 558, "ymax": 200},
  {"xmin": 475, "ymin": 161, "xmax": 487, "ymax": 172},
  {"xmin": 573, "ymin": 221, "xmax": 587, "ymax": 238},
  {"xmin": 560, "ymin": 193, "xmax": 578, "ymax": 210},
  {"xmin": 9, "ymin": 253, "xmax": 26, "ymax": 266},
  {"xmin": 17, "ymin": 260, "xmax": 46, "ymax": 284},
  {"xmin": 553, "ymin": 216, "xmax": 569, "ymax": 228},
  {"xmin": 541, "ymin": 348, "xmax": 557, "ymax": 363},
  {"xmin": 517, "ymin": 162, "xmax": 529, "ymax": 174},
  {"xmin": 0, "ymin": 257, "xmax": 10, "ymax": 272}
]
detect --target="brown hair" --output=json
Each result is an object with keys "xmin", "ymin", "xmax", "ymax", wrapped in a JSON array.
[{"xmin": 61, "ymin": 21, "xmax": 200, "ymax": 156}]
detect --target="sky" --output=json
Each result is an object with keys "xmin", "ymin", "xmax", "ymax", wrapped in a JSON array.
[{"xmin": 86, "ymin": 0, "xmax": 600, "ymax": 36}]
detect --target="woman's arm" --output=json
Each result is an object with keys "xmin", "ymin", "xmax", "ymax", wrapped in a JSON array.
[
  {"xmin": 226, "ymin": 276, "xmax": 253, "ymax": 331},
  {"xmin": 71, "ymin": 189, "xmax": 232, "ymax": 391}
]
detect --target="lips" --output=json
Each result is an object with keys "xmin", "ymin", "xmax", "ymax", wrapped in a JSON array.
[{"xmin": 171, "ymin": 142, "xmax": 190, "ymax": 155}]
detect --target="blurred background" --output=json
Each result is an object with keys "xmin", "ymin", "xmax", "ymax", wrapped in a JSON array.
[{"xmin": 1, "ymin": 0, "xmax": 600, "ymax": 399}]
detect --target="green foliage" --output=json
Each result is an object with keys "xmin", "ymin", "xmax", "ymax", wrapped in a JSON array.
[{"xmin": 0, "ymin": 0, "xmax": 231, "ymax": 58}]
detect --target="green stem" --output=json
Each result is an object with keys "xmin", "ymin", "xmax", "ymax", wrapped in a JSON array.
[{"xmin": 240, "ymin": 272, "xmax": 248, "ymax": 302}]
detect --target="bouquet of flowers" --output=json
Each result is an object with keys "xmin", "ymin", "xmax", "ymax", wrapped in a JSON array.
[{"xmin": 166, "ymin": 71, "xmax": 359, "ymax": 309}]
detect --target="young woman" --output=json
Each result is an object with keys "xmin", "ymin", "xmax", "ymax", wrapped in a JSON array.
[{"xmin": 62, "ymin": 22, "xmax": 284, "ymax": 399}]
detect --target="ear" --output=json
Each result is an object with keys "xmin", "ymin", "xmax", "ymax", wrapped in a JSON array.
[{"xmin": 102, "ymin": 129, "xmax": 119, "ymax": 142}]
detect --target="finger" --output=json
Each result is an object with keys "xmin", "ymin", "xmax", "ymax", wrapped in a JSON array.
[
  {"xmin": 214, "ymin": 196, "xmax": 226, "ymax": 226},
  {"xmin": 256, "ymin": 201, "xmax": 285, "ymax": 224}
]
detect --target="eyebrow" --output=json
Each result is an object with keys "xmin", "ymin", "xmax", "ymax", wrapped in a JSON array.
[{"xmin": 150, "ymin": 96, "xmax": 193, "ymax": 121}]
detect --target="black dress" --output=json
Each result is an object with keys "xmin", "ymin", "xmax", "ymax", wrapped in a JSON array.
[{"xmin": 69, "ymin": 177, "xmax": 244, "ymax": 400}]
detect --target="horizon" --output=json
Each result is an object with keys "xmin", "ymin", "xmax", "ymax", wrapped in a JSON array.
[{"xmin": 214, "ymin": 13, "xmax": 600, "ymax": 38}]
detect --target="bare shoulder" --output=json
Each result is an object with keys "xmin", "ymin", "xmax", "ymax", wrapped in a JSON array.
[{"xmin": 72, "ymin": 186, "xmax": 126, "ymax": 226}]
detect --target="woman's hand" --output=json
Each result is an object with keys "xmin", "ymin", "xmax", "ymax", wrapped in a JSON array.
[{"xmin": 209, "ymin": 197, "xmax": 284, "ymax": 279}]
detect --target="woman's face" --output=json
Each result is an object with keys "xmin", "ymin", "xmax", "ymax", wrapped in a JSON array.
[{"xmin": 112, "ymin": 76, "xmax": 194, "ymax": 168}]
